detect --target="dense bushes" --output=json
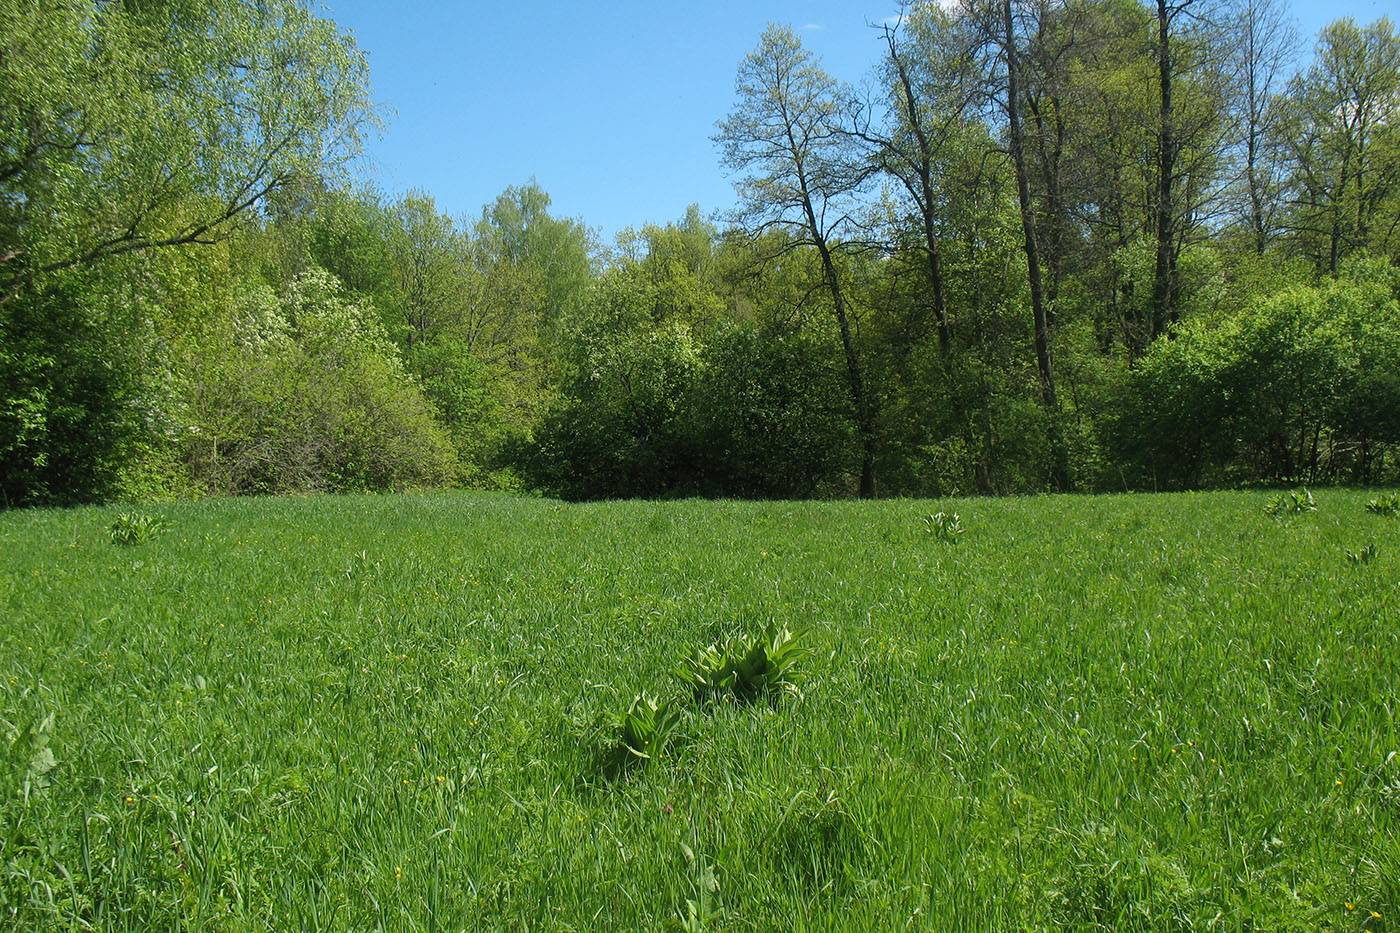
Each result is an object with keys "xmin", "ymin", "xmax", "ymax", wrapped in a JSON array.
[
  {"xmin": 525, "ymin": 312, "xmax": 853, "ymax": 500},
  {"xmin": 180, "ymin": 270, "xmax": 457, "ymax": 495},
  {"xmin": 0, "ymin": 273, "xmax": 150, "ymax": 506},
  {"xmin": 1116, "ymin": 258, "xmax": 1400, "ymax": 487}
]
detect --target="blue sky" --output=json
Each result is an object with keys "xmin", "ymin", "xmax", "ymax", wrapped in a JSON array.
[{"xmin": 323, "ymin": 0, "xmax": 1392, "ymax": 244}]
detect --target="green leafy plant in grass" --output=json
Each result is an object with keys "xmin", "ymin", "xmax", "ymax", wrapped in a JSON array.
[
  {"xmin": 1263, "ymin": 488, "xmax": 1316, "ymax": 517},
  {"xmin": 1365, "ymin": 493, "xmax": 1400, "ymax": 517},
  {"xmin": 4, "ymin": 711, "xmax": 58, "ymax": 802},
  {"xmin": 619, "ymin": 693, "xmax": 683, "ymax": 763},
  {"xmin": 1346, "ymin": 543, "xmax": 1378, "ymax": 566},
  {"xmin": 922, "ymin": 510, "xmax": 965, "ymax": 541},
  {"xmin": 108, "ymin": 511, "xmax": 169, "ymax": 545},
  {"xmin": 671, "ymin": 843, "xmax": 723, "ymax": 932},
  {"xmin": 675, "ymin": 624, "xmax": 809, "ymax": 703}
]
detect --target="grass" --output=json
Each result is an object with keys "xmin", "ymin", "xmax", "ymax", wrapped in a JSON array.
[{"xmin": 1, "ymin": 489, "xmax": 1397, "ymax": 931}]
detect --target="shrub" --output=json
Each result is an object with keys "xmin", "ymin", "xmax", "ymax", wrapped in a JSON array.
[
  {"xmin": 1115, "ymin": 258, "xmax": 1400, "ymax": 487},
  {"xmin": 181, "ymin": 270, "xmax": 457, "ymax": 495}
]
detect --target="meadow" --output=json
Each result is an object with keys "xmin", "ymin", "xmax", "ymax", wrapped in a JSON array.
[{"xmin": 1, "ymin": 489, "xmax": 1397, "ymax": 931}]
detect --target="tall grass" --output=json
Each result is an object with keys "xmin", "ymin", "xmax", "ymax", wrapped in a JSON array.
[{"xmin": 1, "ymin": 490, "xmax": 1397, "ymax": 930}]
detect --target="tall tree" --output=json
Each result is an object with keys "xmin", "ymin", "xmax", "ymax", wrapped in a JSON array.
[
  {"xmin": 1151, "ymin": 0, "xmax": 1181, "ymax": 338},
  {"xmin": 1226, "ymin": 0, "xmax": 1298, "ymax": 254},
  {"xmin": 0, "ymin": 0, "xmax": 372, "ymax": 504},
  {"xmin": 867, "ymin": 6, "xmax": 985, "ymax": 352},
  {"xmin": 1281, "ymin": 17, "xmax": 1400, "ymax": 272},
  {"xmin": 0, "ymin": 0, "xmax": 371, "ymax": 301},
  {"xmin": 473, "ymin": 182, "xmax": 595, "ymax": 337},
  {"xmin": 996, "ymin": 2, "xmax": 1058, "ymax": 425},
  {"xmin": 716, "ymin": 24, "xmax": 880, "ymax": 497}
]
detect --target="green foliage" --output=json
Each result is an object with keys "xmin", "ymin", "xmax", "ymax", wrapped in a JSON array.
[
  {"xmin": 675, "ymin": 624, "xmax": 809, "ymax": 703},
  {"xmin": 922, "ymin": 510, "xmax": 965, "ymax": 541},
  {"xmin": 692, "ymin": 324, "xmax": 852, "ymax": 498},
  {"xmin": 1366, "ymin": 493, "xmax": 1400, "ymax": 517},
  {"xmin": 618, "ymin": 693, "xmax": 683, "ymax": 763},
  {"xmin": 0, "ymin": 0, "xmax": 371, "ymax": 297},
  {"xmin": 108, "ymin": 512, "xmax": 170, "ymax": 546},
  {"xmin": 1279, "ymin": 18, "xmax": 1400, "ymax": 272},
  {"xmin": 1263, "ymin": 487, "xmax": 1317, "ymax": 516},
  {"xmin": 180, "ymin": 269, "xmax": 456, "ymax": 495},
  {"xmin": 0, "ymin": 0, "xmax": 372, "ymax": 505},
  {"xmin": 526, "ymin": 267, "xmax": 705, "ymax": 499},
  {"xmin": 0, "ymin": 272, "xmax": 149, "ymax": 505},
  {"xmin": 1117, "ymin": 259, "xmax": 1400, "ymax": 487},
  {"xmin": 474, "ymin": 182, "xmax": 595, "ymax": 332}
]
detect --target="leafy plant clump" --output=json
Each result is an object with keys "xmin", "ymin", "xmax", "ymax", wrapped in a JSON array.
[
  {"xmin": 675, "ymin": 624, "xmax": 809, "ymax": 703},
  {"xmin": 1263, "ymin": 488, "xmax": 1317, "ymax": 517},
  {"xmin": 1346, "ymin": 543, "xmax": 1378, "ymax": 566},
  {"xmin": 1365, "ymin": 493, "xmax": 1400, "ymax": 517},
  {"xmin": 108, "ymin": 511, "xmax": 170, "ymax": 545},
  {"xmin": 619, "ymin": 693, "xmax": 683, "ymax": 763},
  {"xmin": 922, "ymin": 510, "xmax": 965, "ymax": 541},
  {"xmin": 5, "ymin": 712, "xmax": 58, "ymax": 802}
]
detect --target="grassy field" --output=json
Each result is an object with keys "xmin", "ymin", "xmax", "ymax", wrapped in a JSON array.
[{"xmin": 1, "ymin": 489, "xmax": 1398, "ymax": 931}]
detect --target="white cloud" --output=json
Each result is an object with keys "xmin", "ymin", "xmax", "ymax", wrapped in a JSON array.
[{"xmin": 800, "ymin": 23, "xmax": 825, "ymax": 30}]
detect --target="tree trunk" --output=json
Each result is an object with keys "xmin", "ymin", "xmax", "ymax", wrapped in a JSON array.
[
  {"xmin": 1003, "ymin": 0, "xmax": 1069, "ymax": 490},
  {"xmin": 886, "ymin": 31, "xmax": 952, "ymax": 352},
  {"xmin": 800, "ymin": 191, "xmax": 877, "ymax": 498},
  {"xmin": 1151, "ymin": 0, "xmax": 1178, "ymax": 339}
]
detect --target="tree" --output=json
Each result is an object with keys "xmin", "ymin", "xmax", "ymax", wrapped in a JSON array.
[
  {"xmin": 1224, "ymin": 0, "xmax": 1299, "ymax": 254},
  {"xmin": 0, "ymin": 0, "xmax": 371, "ymax": 300},
  {"xmin": 991, "ymin": 0, "xmax": 1068, "ymax": 486},
  {"xmin": 383, "ymin": 193, "xmax": 468, "ymax": 350},
  {"xmin": 0, "ymin": 0, "xmax": 372, "ymax": 504},
  {"xmin": 716, "ymin": 24, "xmax": 880, "ymax": 497},
  {"xmin": 1280, "ymin": 17, "xmax": 1400, "ymax": 272},
  {"xmin": 473, "ymin": 182, "xmax": 595, "ymax": 337},
  {"xmin": 866, "ymin": 6, "xmax": 986, "ymax": 351}
]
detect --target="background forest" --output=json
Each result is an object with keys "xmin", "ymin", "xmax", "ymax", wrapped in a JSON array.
[{"xmin": 3, "ymin": 0, "xmax": 1400, "ymax": 506}]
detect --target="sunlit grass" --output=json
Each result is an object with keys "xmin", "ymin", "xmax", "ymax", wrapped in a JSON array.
[{"xmin": 2, "ymin": 489, "xmax": 1397, "ymax": 930}]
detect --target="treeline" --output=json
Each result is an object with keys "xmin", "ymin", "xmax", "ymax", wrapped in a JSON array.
[{"xmin": 2, "ymin": 0, "xmax": 1399, "ymax": 506}]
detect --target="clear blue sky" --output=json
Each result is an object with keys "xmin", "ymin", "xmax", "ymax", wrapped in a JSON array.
[{"xmin": 322, "ymin": 0, "xmax": 1392, "ymax": 244}]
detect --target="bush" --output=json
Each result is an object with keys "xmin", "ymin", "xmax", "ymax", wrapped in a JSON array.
[
  {"xmin": 0, "ymin": 273, "xmax": 151, "ymax": 506},
  {"xmin": 181, "ymin": 269, "xmax": 457, "ymax": 495},
  {"xmin": 691, "ymin": 325, "xmax": 851, "ymax": 498},
  {"xmin": 527, "ymin": 318, "xmax": 702, "ymax": 500},
  {"xmin": 1114, "ymin": 257, "xmax": 1400, "ymax": 487}
]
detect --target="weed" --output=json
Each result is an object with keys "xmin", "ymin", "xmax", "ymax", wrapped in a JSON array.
[
  {"xmin": 675, "ymin": 624, "xmax": 809, "ymax": 703},
  {"xmin": 619, "ymin": 693, "xmax": 683, "ymax": 762},
  {"xmin": 1263, "ymin": 488, "xmax": 1317, "ymax": 516},
  {"xmin": 671, "ymin": 843, "xmax": 722, "ymax": 932},
  {"xmin": 922, "ymin": 510, "xmax": 965, "ymax": 541},
  {"xmin": 1365, "ymin": 493, "xmax": 1400, "ymax": 517},
  {"xmin": 108, "ymin": 511, "xmax": 169, "ymax": 545},
  {"xmin": 4, "ymin": 711, "xmax": 58, "ymax": 801},
  {"xmin": 1346, "ymin": 542, "xmax": 1378, "ymax": 565}
]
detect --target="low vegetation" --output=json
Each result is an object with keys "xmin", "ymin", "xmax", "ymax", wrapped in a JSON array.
[{"xmin": 2, "ymin": 489, "xmax": 1397, "ymax": 929}]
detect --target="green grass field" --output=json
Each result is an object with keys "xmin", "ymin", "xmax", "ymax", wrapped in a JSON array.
[{"xmin": 2, "ymin": 490, "xmax": 1398, "ymax": 931}]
